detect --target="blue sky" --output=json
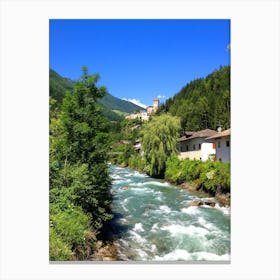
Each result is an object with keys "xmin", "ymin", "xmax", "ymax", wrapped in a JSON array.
[{"xmin": 50, "ymin": 19, "xmax": 230, "ymax": 108}]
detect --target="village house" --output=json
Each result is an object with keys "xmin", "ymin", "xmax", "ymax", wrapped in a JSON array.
[
  {"xmin": 125, "ymin": 97, "xmax": 159, "ymax": 121},
  {"xmin": 206, "ymin": 128, "xmax": 231, "ymax": 162},
  {"xmin": 177, "ymin": 129, "xmax": 217, "ymax": 161}
]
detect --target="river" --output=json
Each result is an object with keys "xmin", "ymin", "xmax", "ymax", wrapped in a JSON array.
[{"xmin": 109, "ymin": 165, "xmax": 230, "ymax": 261}]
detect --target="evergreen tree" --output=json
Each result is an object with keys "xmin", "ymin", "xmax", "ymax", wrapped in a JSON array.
[
  {"xmin": 49, "ymin": 67, "xmax": 113, "ymax": 260},
  {"xmin": 59, "ymin": 66, "xmax": 112, "ymax": 224}
]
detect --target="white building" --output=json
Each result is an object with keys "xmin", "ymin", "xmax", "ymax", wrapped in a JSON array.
[
  {"xmin": 125, "ymin": 97, "xmax": 159, "ymax": 121},
  {"xmin": 178, "ymin": 129, "xmax": 217, "ymax": 161},
  {"xmin": 206, "ymin": 128, "xmax": 231, "ymax": 162}
]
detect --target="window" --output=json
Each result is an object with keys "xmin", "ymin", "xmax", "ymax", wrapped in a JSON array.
[
  {"xmin": 198, "ymin": 144, "xmax": 201, "ymax": 150},
  {"xmin": 186, "ymin": 145, "xmax": 189, "ymax": 151},
  {"xmin": 193, "ymin": 144, "xmax": 195, "ymax": 150},
  {"xmin": 226, "ymin": 140, "xmax": 230, "ymax": 147},
  {"xmin": 217, "ymin": 141, "xmax": 221, "ymax": 148}
]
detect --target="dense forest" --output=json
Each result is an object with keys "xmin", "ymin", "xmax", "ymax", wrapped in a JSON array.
[
  {"xmin": 157, "ymin": 65, "xmax": 230, "ymax": 132},
  {"xmin": 50, "ymin": 69, "xmax": 143, "ymax": 121}
]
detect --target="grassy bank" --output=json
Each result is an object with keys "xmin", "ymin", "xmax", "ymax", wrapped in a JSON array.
[
  {"xmin": 111, "ymin": 152, "xmax": 230, "ymax": 205},
  {"xmin": 165, "ymin": 155, "xmax": 230, "ymax": 204}
]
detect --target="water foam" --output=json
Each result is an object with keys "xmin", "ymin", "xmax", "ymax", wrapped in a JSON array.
[
  {"xmin": 159, "ymin": 205, "xmax": 171, "ymax": 213},
  {"xmin": 181, "ymin": 206, "xmax": 199, "ymax": 215},
  {"xmin": 154, "ymin": 249, "xmax": 191, "ymax": 261},
  {"xmin": 129, "ymin": 230, "xmax": 147, "ymax": 244},
  {"xmin": 111, "ymin": 174, "xmax": 122, "ymax": 180},
  {"xmin": 143, "ymin": 181, "xmax": 171, "ymax": 187},
  {"xmin": 192, "ymin": 251, "xmax": 230, "ymax": 261},
  {"xmin": 134, "ymin": 223, "xmax": 145, "ymax": 232},
  {"xmin": 215, "ymin": 205, "xmax": 230, "ymax": 216},
  {"xmin": 130, "ymin": 187, "xmax": 155, "ymax": 193},
  {"xmin": 122, "ymin": 204, "xmax": 129, "ymax": 212},
  {"xmin": 136, "ymin": 248, "xmax": 149, "ymax": 259},
  {"xmin": 161, "ymin": 224, "xmax": 209, "ymax": 237},
  {"xmin": 114, "ymin": 178, "xmax": 132, "ymax": 185},
  {"xmin": 198, "ymin": 217, "xmax": 216, "ymax": 230},
  {"xmin": 154, "ymin": 250, "xmax": 230, "ymax": 261},
  {"xmin": 151, "ymin": 223, "xmax": 159, "ymax": 232}
]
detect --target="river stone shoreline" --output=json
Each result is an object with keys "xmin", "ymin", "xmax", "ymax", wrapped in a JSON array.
[
  {"xmin": 89, "ymin": 240, "xmax": 120, "ymax": 261},
  {"xmin": 180, "ymin": 182, "xmax": 230, "ymax": 207}
]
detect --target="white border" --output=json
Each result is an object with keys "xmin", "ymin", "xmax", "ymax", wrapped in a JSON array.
[{"xmin": 1, "ymin": 0, "xmax": 279, "ymax": 279}]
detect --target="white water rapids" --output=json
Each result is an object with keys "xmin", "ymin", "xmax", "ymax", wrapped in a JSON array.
[{"xmin": 109, "ymin": 165, "xmax": 230, "ymax": 261}]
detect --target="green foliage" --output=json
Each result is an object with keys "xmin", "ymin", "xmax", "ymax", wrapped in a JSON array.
[
  {"xmin": 128, "ymin": 154, "xmax": 145, "ymax": 171},
  {"xmin": 49, "ymin": 227, "xmax": 73, "ymax": 261},
  {"xmin": 165, "ymin": 157, "xmax": 230, "ymax": 195},
  {"xmin": 50, "ymin": 68, "xmax": 142, "ymax": 121},
  {"xmin": 49, "ymin": 67, "xmax": 112, "ymax": 260},
  {"xmin": 50, "ymin": 207, "xmax": 91, "ymax": 247},
  {"xmin": 164, "ymin": 154, "xmax": 184, "ymax": 184},
  {"xmin": 159, "ymin": 66, "xmax": 230, "ymax": 131},
  {"xmin": 49, "ymin": 69, "xmax": 75, "ymax": 106},
  {"xmin": 141, "ymin": 114, "xmax": 181, "ymax": 177}
]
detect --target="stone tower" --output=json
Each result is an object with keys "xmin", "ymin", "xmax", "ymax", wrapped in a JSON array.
[{"xmin": 153, "ymin": 97, "xmax": 159, "ymax": 112}]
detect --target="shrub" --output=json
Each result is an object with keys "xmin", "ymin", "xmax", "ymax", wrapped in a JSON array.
[
  {"xmin": 49, "ymin": 227, "xmax": 73, "ymax": 261},
  {"xmin": 165, "ymin": 154, "xmax": 184, "ymax": 184},
  {"xmin": 128, "ymin": 154, "xmax": 145, "ymax": 171},
  {"xmin": 165, "ymin": 157, "xmax": 230, "ymax": 195},
  {"xmin": 50, "ymin": 206, "xmax": 96, "ymax": 260}
]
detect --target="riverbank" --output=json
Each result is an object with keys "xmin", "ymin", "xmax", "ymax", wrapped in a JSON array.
[
  {"xmin": 113, "ymin": 162, "xmax": 230, "ymax": 207},
  {"xmin": 89, "ymin": 240, "xmax": 119, "ymax": 261},
  {"xmin": 179, "ymin": 182, "xmax": 230, "ymax": 206},
  {"xmin": 107, "ymin": 165, "xmax": 230, "ymax": 261}
]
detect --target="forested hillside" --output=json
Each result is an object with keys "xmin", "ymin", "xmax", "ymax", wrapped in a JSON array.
[
  {"xmin": 49, "ymin": 69, "xmax": 75, "ymax": 104},
  {"xmin": 49, "ymin": 69, "xmax": 143, "ymax": 121},
  {"xmin": 157, "ymin": 65, "xmax": 230, "ymax": 131}
]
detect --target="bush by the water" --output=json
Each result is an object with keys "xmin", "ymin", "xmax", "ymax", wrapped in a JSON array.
[
  {"xmin": 165, "ymin": 155, "xmax": 230, "ymax": 195},
  {"xmin": 128, "ymin": 154, "xmax": 145, "ymax": 171},
  {"xmin": 50, "ymin": 201, "xmax": 96, "ymax": 260}
]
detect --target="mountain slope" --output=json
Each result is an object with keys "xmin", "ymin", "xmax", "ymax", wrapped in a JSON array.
[
  {"xmin": 49, "ymin": 69, "xmax": 75, "ymax": 104},
  {"xmin": 100, "ymin": 92, "xmax": 144, "ymax": 113},
  {"xmin": 49, "ymin": 69, "xmax": 143, "ymax": 121},
  {"xmin": 158, "ymin": 65, "xmax": 230, "ymax": 131}
]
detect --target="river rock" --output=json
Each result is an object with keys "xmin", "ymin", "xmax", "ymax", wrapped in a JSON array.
[
  {"xmin": 191, "ymin": 200, "xmax": 204, "ymax": 206},
  {"xmin": 190, "ymin": 200, "xmax": 216, "ymax": 207},
  {"xmin": 121, "ymin": 186, "xmax": 131, "ymax": 190},
  {"xmin": 204, "ymin": 201, "xmax": 216, "ymax": 207},
  {"xmin": 89, "ymin": 241, "xmax": 119, "ymax": 261}
]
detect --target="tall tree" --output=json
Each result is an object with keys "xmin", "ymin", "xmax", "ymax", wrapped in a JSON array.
[
  {"xmin": 141, "ymin": 114, "xmax": 180, "ymax": 177},
  {"xmin": 49, "ymin": 66, "xmax": 113, "ymax": 258},
  {"xmin": 59, "ymin": 66, "xmax": 112, "ymax": 223}
]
